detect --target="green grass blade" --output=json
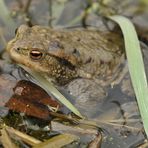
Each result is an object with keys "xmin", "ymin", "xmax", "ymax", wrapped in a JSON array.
[
  {"xmin": 0, "ymin": 0, "xmax": 17, "ymax": 31},
  {"xmin": 109, "ymin": 15, "xmax": 148, "ymax": 137},
  {"xmin": 19, "ymin": 65, "xmax": 84, "ymax": 119}
]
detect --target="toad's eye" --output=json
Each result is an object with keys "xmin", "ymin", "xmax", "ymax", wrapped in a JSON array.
[{"xmin": 30, "ymin": 50, "xmax": 43, "ymax": 60}]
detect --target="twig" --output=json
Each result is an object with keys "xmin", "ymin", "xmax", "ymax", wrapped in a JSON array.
[{"xmin": 23, "ymin": 0, "xmax": 32, "ymax": 13}]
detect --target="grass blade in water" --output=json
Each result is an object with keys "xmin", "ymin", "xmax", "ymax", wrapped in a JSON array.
[
  {"xmin": 19, "ymin": 65, "xmax": 84, "ymax": 119},
  {"xmin": 109, "ymin": 15, "xmax": 148, "ymax": 137}
]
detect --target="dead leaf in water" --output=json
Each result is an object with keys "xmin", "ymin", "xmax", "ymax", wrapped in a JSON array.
[{"xmin": 5, "ymin": 80, "xmax": 61, "ymax": 120}]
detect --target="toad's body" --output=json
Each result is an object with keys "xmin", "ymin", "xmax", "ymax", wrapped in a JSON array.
[{"xmin": 7, "ymin": 25, "xmax": 124, "ymax": 85}]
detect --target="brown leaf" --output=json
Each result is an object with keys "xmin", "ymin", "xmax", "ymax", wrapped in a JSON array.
[{"xmin": 5, "ymin": 80, "xmax": 61, "ymax": 120}]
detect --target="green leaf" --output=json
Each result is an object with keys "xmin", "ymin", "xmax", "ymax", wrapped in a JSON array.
[
  {"xmin": 109, "ymin": 15, "xmax": 148, "ymax": 137},
  {"xmin": 0, "ymin": 0, "xmax": 17, "ymax": 32}
]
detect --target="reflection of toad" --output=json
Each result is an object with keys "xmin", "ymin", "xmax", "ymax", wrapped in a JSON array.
[{"xmin": 7, "ymin": 25, "xmax": 124, "ymax": 85}]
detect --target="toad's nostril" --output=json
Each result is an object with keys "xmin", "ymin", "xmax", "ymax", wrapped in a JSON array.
[
  {"xmin": 17, "ymin": 48, "xmax": 20, "ymax": 51},
  {"xmin": 15, "ymin": 48, "xmax": 21, "ymax": 52}
]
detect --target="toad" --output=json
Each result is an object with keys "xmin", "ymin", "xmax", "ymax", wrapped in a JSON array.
[{"xmin": 7, "ymin": 25, "xmax": 124, "ymax": 85}]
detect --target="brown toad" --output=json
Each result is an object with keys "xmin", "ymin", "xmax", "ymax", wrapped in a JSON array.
[{"xmin": 7, "ymin": 25, "xmax": 124, "ymax": 85}]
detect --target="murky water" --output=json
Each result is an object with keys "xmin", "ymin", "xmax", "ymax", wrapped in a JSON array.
[{"xmin": 0, "ymin": 0, "xmax": 148, "ymax": 147}]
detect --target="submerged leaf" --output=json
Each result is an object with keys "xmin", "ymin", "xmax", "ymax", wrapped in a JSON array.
[{"xmin": 33, "ymin": 133, "xmax": 78, "ymax": 148}]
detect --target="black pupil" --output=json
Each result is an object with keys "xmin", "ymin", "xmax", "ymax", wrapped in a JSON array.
[{"xmin": 30, "ymin": 50, "xmax": 43, "ymax": 60}]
